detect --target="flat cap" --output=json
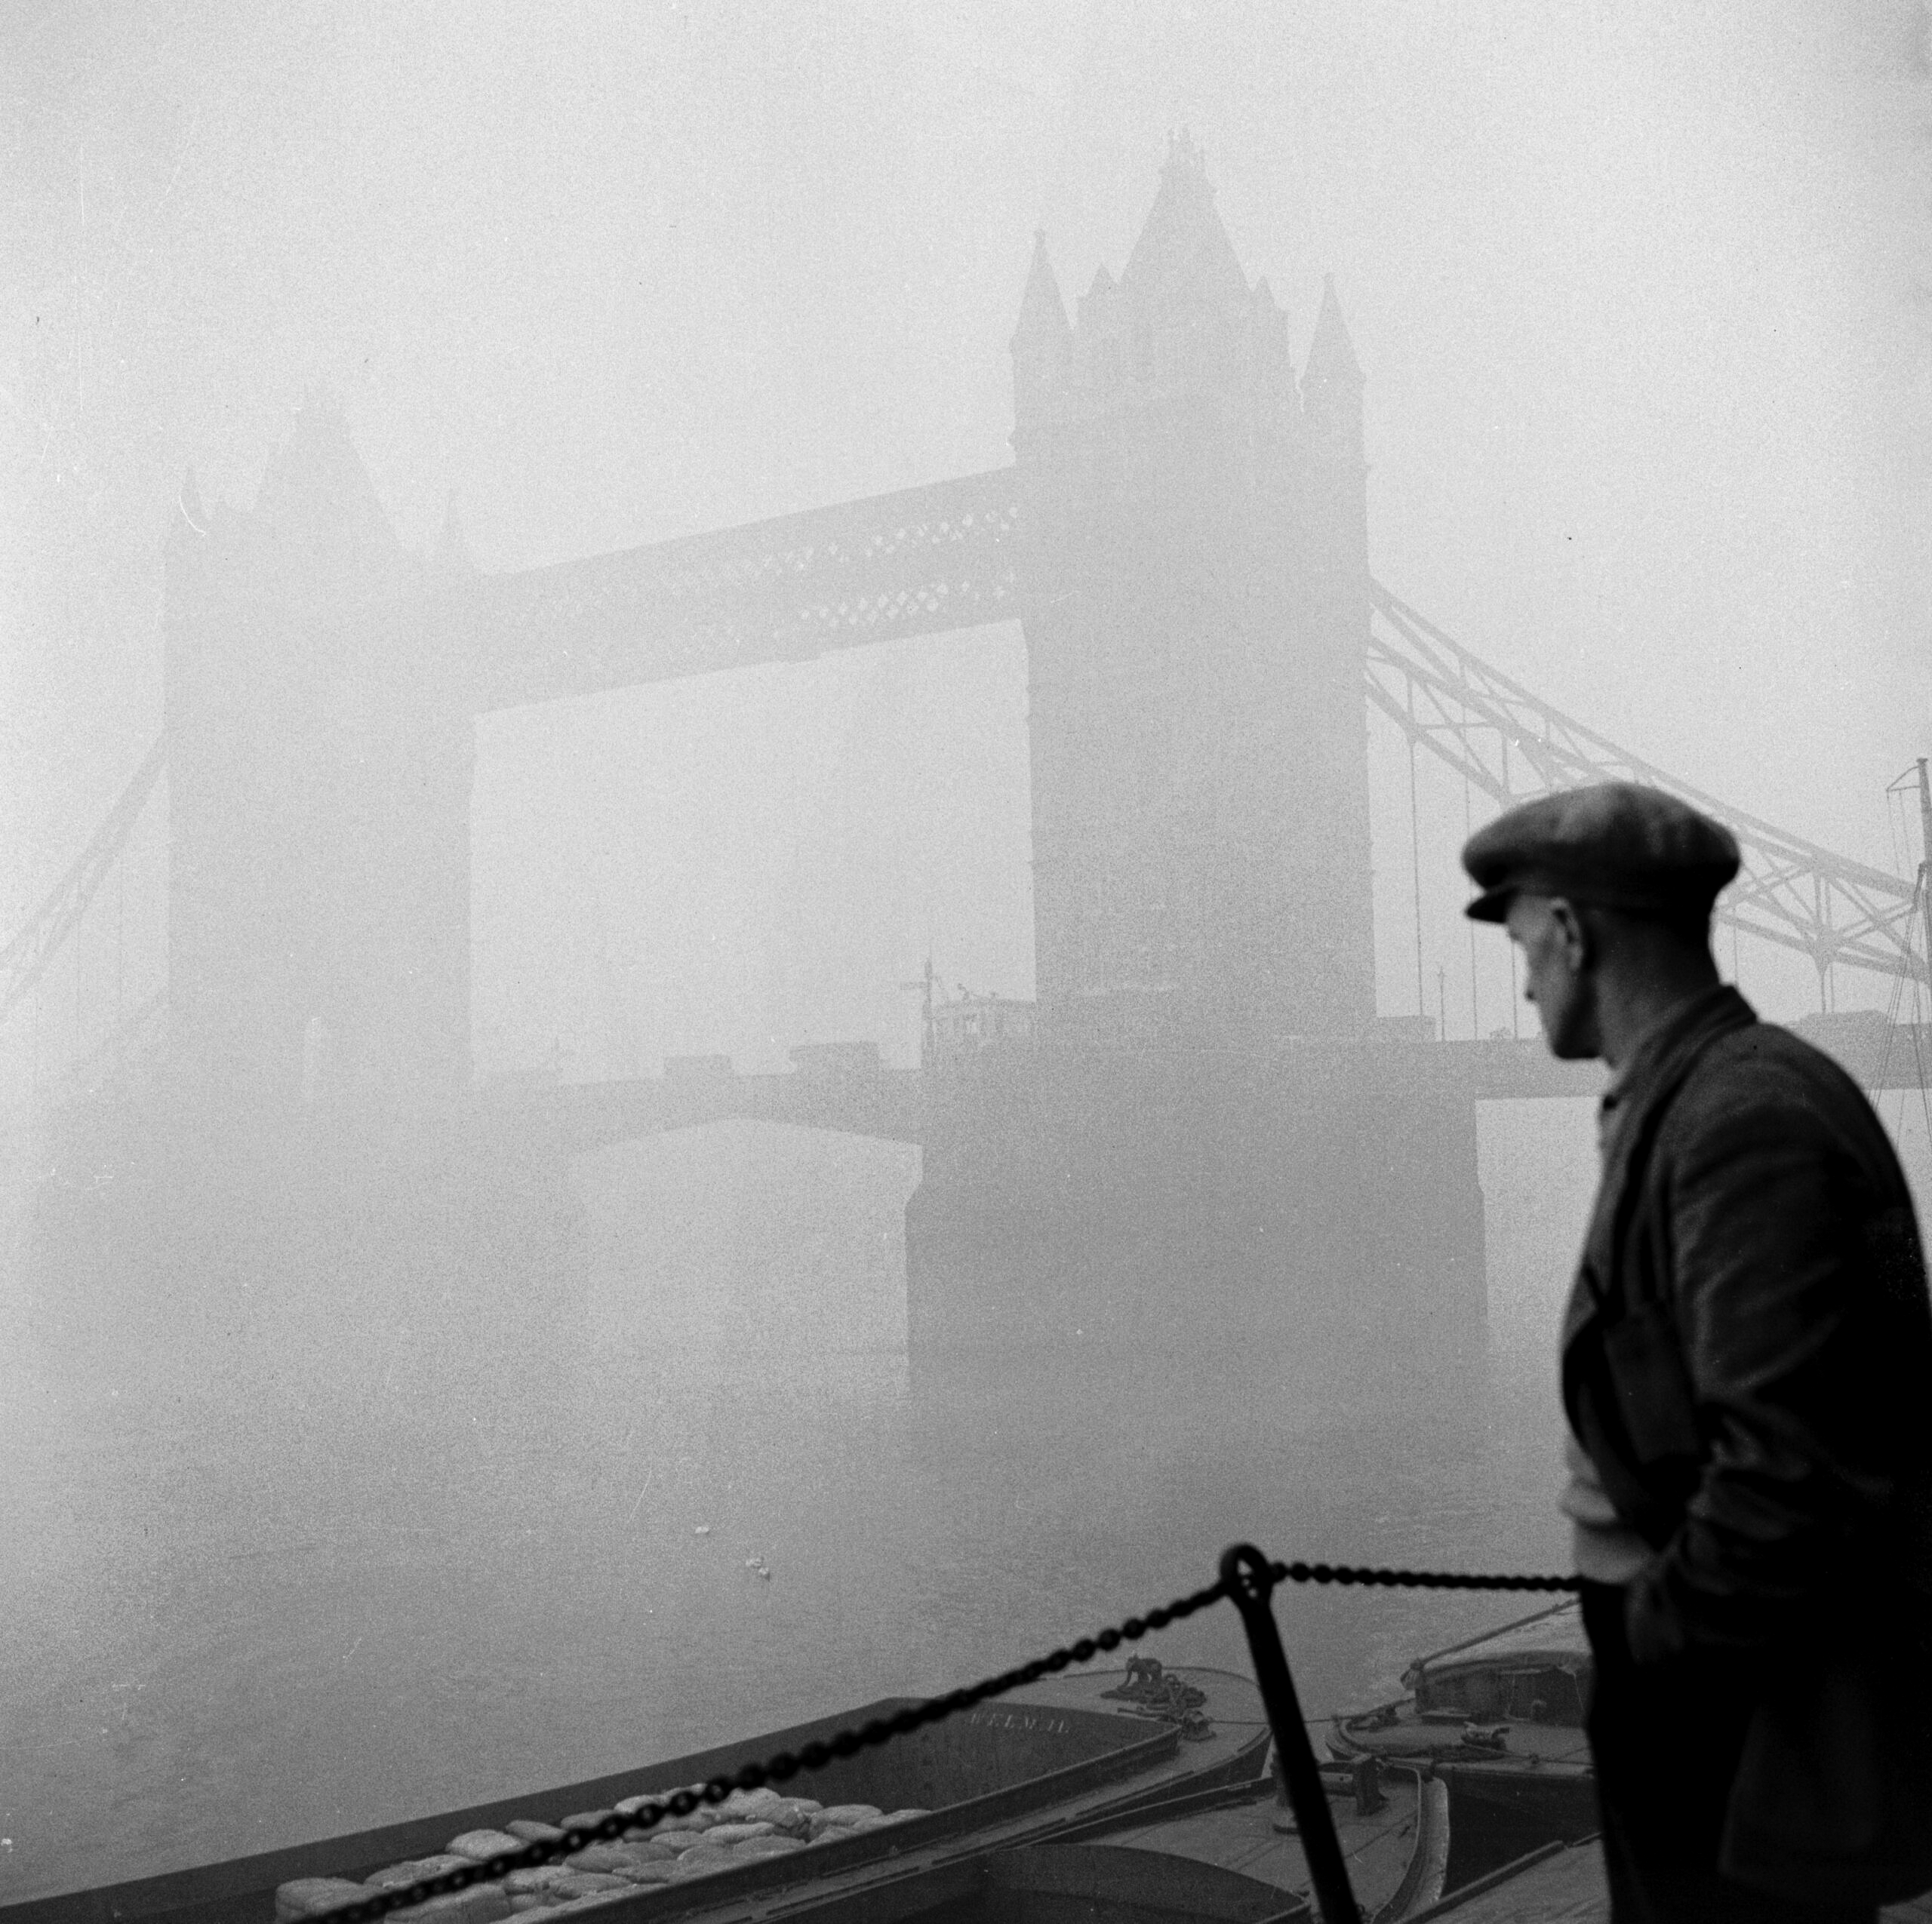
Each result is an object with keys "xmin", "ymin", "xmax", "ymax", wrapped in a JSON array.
[{"xmin": 1460, "ymin": 782, "xmax": 1740, "ymax": 924}]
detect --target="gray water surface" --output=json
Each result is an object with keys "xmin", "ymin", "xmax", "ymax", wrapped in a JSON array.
[{"xmin": 2, "ymin": 1104, "xmax": 1604, "ymax": 1903}]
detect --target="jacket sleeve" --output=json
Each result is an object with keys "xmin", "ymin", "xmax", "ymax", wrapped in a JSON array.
[{"xmin": 1624, "ymin": 1059, "xmax": 1900, "ymax": 1665}]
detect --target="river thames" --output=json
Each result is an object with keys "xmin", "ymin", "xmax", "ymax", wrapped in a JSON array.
[{"xmin": 0, "ymin": 1090, "xmax": 1843, "ymax": 1901}]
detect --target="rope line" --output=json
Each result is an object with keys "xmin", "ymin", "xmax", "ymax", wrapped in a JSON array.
[{"xmin": 305, "ymin": 1556, "xmax": 1578, "ymax": 1924}]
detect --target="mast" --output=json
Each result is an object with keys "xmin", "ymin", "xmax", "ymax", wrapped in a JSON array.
[
  {"xmin": 1912, "ymin": 758, "xmax": 1932, "ymax": 997},
  {"xmin": 1917, "ymin": 758, "xmax": 1932, "ymax": 890}
]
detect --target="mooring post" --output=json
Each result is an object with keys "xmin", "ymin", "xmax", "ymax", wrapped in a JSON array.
[{"xmin": 1220, "ymin": 1544, "xmax": 1361, "ymax": 1924}]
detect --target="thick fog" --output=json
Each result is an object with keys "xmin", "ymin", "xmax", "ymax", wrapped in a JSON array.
[{"xmin": 4, "ymin": 0, "xmax": 1932, "ymax": 1908}]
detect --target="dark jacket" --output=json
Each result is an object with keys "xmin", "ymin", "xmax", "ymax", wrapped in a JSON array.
[{"xmin": 1561, "ymin": 985, "xmax": 1932, "ymax": 1903}]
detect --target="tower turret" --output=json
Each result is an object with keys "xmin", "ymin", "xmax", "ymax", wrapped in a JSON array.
[
  {"xmin": 254, "ymin": 388, "xmax": 402, "ymax": 614},
  {"xmin": 1072, "ymin": 263, "xmax": 1121, "ymax": 395},
  {"xmin": 1117, "ymin": 128, "xmax": 1247, "ymax": 312},
  {"xmin": 1011, "ymin": 141, "xmax": 1377, "ymax": 1045},
  {"xmin": 1011, "ymin": 230, "xmax": 1072, "ymax": 442},
  {"xmin": 1243, "ymin": 278, "xmax": 1300, "ymax": 431},
  {"xmin": 1302, "ymin": 275, "xmax": 1364, "ymax": 465}
]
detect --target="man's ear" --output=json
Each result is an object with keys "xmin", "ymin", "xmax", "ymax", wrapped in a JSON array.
[{"xmin": 1547, "ymin": 896, "xmax": 1592, "ymax": 973}]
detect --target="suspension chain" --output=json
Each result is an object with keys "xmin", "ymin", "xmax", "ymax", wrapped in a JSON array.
[{"xmin": 312, "ymin": 1557, "xmax": 1580, "ymax": 1924}]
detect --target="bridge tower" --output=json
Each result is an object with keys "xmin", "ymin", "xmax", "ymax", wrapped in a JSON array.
[
  {"xmin": 42, "ymin": 398, "xmax": 574, "ymax": 1403},
  {"xmin": 1012, "ymin": 131, "xmax": 1374, "ymax": 1045},
  {"xmin": 906, "ymin": 140, "xmax": 1484, "ymax": 1374},
  {"xmin": 163, "ymin": 394, "xmax": 474, "ymax": 1136}
]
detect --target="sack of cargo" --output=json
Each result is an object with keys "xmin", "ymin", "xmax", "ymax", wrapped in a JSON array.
[
  {"xmin": 365, "ymin": 1861, "xmax": 472, "ymax": 1892},
  {"xmin": 547, "ymin": 1873, "xmax": 628, "ymax": 1900},
  {"xmin": 652, "ymin": 1811, "xmax": 718, "ymax": 1834},
  {"xmin": 389, "ymin": 1887, "xmax": 512, "ymax": 1924},
  {"xmin": 748, "ymin": 1797, "xmax": 820, "ymax": 1837},
  {"xmin": 605, "ymin": 1839, "xmax": 679, "ymax": 1866},
  {"xmin": 275, "ymin": 1879, "xmax": 367, "ymax": 1920},
  {"xmin": 668, "ymin": 1846, "xmax": 736, "ymax": 1881},
  {"xmin": 502, "ymin": 1869, "xmax": 571, "ymax": 1896},
  {"xmin": 447, "ymin": 1832, "xmax": 525, "ymax": 1864},
  {"xmin": 561, "ymin": 1846, "xmax": 637, "ymax": 1873},
  {"xmin": 646, "ymin": 1830, "xmax": 704, "ymax": 1855},
  {"xmin": 697, "ymin": 1822, "xmax": 775, "ymax": 1846},
  {"xmin": 614, "ymin": 1861, "xmax": 677, "ymax": 1885},
  {"xmin": 808, "ymin": 1805, "xmax": 881, "ymax": 1836}
]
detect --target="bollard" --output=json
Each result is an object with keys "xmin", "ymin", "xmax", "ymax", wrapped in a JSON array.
[{"xmin": 1220, "ymin": 1544, "xmax": 1361, "ymax": 1924}]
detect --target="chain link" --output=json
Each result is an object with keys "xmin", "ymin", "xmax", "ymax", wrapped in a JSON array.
[
  {"xmin": 310, "ymin": 1557, "xmax": 1577, "ymax": 1924},
  {"xmin": 1271, "ymin": 1560, "xmax": 1581, "ymax": 1594}
]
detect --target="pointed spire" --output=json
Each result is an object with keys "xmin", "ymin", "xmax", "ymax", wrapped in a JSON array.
[
  {"xmin": 1011, "ymin": 229, "xmax": 1070, "ymax": 349},
  {"xmin": 1118, "ymin": 131, "xmax": 1247, "ymax": 312},
  {"xmin": 1012, "ymin": 232, "xmax": 1074, "ymax": 441},
  {"xmin": 255, "ymin": 392, "xmax": 398, "ymax": 554},
  {"xmin": 1305, "ymin": 275, "xmax": 1364, "ymax": 391},
  {"xmin": 1077, "ymin": 261, "xmax": 1118, "ymax": 332},
  {"xmin": 1303, "ymin": 275, "xmax": 1365, "ymax": 463},
  {"xmin": 251, "ymin": 391, "xmax": 403, "ymax": 610},
  {"xmin": 1244, "ymin": 278, "xmax": 1297, "ymax": 417}
]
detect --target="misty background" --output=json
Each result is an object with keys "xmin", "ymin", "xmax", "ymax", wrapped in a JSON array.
[
  {"xmin": 5, "ymin": 0, "xmax": 1932, "ymax": 1905},
  {"xmin": 9, "ymin": 2, "xmax": 1932, "ymax": 1083}
]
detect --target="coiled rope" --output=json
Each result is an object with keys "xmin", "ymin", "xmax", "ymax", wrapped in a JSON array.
[{"xmin": 312, "ymin": 1555, "xmax": 1580, "ymax": 1924}]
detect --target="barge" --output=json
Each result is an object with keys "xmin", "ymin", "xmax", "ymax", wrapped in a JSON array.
[
  {"xmin": 1327, "ymin": 1601, "xmax": 1596, "ymax": 1888},
  {"xmin": 1, "ymin": 1667, "xmax": 1271, "ymax": 1924}
]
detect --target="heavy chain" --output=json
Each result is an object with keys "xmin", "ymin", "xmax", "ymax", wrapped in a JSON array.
[
  {"xmin": 310, "ymin": 1557, "xmax": 1579, "ymax": 1924},
  {"xmin": 1272, "ymin": 1560, "xmax": 1581, "ymax": 1594}
]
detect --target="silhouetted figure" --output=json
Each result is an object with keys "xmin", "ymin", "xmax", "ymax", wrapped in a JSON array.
[{"xmin": 1463, "ymin": 783, "xmax": 1932, "ymax": 1922}]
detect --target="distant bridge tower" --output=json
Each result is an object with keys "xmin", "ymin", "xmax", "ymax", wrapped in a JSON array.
[
  {"xmin": 164, "ymin": 395, "xmax": 474, "ymax": 1129},
  {"xmin": 1011, "ymin": 131, "xmax": 1374, "ymax": 1044},
  {"xmin": 900, "ymin": 140, "xmax": 1477, "ymax": 1371}
]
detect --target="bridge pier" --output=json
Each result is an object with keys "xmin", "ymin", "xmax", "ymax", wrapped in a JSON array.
[{"xmin": 903, "ymin": 1041, "xmax": 1486, "ymax": 1391}]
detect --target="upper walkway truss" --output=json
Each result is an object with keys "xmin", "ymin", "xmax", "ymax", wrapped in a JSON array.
[
  {"xmin": 1365, "ymin": 583, "xmax": 1921, "ymax": 990},
  {"xmin": 5, "ymin": 501, "xmax": 1922, "ymax": 1042}
]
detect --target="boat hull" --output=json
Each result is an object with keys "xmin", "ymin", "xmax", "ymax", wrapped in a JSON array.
[{"xmin": 3, "ymin": 1671, "xmax": 1269, "ymax": 1924}]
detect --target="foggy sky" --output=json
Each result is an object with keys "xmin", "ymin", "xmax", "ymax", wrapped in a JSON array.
[{"xmin": 7, "ymin": 2, "xmax": 1932, "ymax": 1078}]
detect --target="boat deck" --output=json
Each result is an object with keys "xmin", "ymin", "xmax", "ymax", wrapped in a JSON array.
[
  {"xmin": 1327, "ymin": 1603, "xmax": 1598, "ymax": 1890},
  {"xmin": 1071, "ymin": 1766, "xmax": 1442, "ymax": 1922},
  {"xmin": 1336, "ymin": 1718, "xmax": 1590, "ymax": 1769},
  {"xmin": 1007, "ymin": 1664, "xmax": 1271, "ymax": 1796},
  {"xmin": 1405, "ymin": 1839, "xmax": 1932, "ymax": 1923},
  {"xmin": 597, "ymin": 1668, "xmax": 1277, "ymax": 1923}
]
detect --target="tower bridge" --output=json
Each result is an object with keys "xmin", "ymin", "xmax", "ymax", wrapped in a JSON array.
[{"xmin": 14, "ymin": 135, "xmax": 1929, "ymax": 1370}]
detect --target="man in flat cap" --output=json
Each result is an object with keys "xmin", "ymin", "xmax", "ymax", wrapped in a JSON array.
[{"xmin": 1463, "ymin": 782, "xmax": 1932, "ymax": 1922}]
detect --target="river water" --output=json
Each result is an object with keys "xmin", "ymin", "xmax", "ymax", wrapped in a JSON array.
[{"xmin": 0, "ymin": 1093, "xmax": 1705, "ymax": 1901}]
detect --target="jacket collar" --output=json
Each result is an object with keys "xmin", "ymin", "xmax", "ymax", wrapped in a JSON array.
[
  {"xmin": 1596, "ymin": 983, "xmax": 1754, "ymax": 1160},
  {"xmin": 1561, "ymin": 983, "xmax": 1756, "ymax": 1354}
]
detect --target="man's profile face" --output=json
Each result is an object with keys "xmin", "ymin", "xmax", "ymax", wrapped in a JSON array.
[{"xmin": 1503, "ymin": 893, "xmax": 1600, "ymax": 1060}]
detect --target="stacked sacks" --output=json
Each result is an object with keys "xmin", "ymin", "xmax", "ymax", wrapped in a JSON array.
[
  {"xmin": 275, "ymin": 1790, "xmax": 939, "ymax": 1920},
  {"xmin": 275, "ymin": 1881, "xmax": 370, "ymax": 1921}
]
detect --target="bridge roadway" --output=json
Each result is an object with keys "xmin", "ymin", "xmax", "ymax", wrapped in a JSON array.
[{"xmin": 491, "ymin": 1025, "xmax": 1931, "ymax": 1158}]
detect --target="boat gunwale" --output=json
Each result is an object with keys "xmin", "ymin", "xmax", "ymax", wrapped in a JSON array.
[
  {"xmin": 1047, "ymin": 1754, "xmax": 1444, "ymax": 1924},
  {"xmin": 0, "ymin": 1687, "xmax": 1194, "ymax": 1924},
  {"xmin": 1329, "ymin": 1713, "xmax": 1591, "ymax": 1773}
]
